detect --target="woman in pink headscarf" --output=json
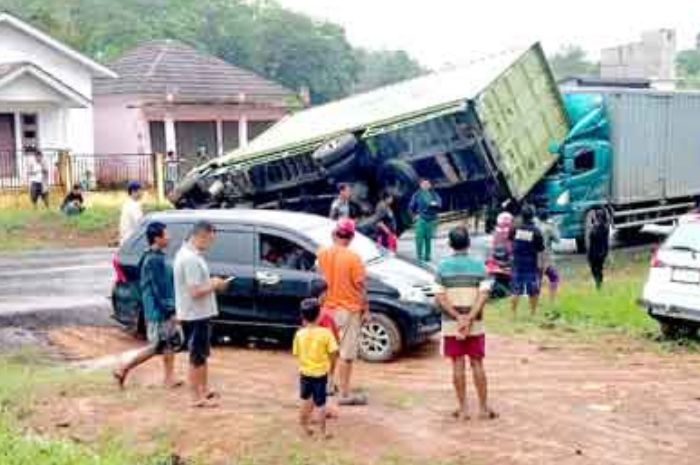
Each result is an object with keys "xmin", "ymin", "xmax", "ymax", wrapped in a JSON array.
[{"xmin": 485, "ymin": 212, "xmax": 514, "ymax": 298}]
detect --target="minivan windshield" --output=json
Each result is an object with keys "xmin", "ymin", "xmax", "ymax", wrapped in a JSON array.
[
  {"xmin": 662, "ymin": 223, "xmax": 700, "ymax": 253},
  {"xmin": 306, "ymin": 224, "xmax": 385, "ymax": 263}
]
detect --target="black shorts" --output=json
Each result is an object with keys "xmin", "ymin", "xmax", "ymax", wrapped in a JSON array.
[
  {"xmin": 30, "ymin": 182, "xmax": 47, "ymax": 203},
  {"xmin": 299, "ymin": 374, "xmax": 328, "ymax": 407},
  {"xmin": 181, "ymin": 319, "xmax": 212, "ymax": 367}
]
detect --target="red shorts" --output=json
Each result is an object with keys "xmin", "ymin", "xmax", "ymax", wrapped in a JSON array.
[
  {"xmin": 318, "ymin": 310, "xmax": 340, "ymax": 342},
  {"xmin": 442, "ymin": 334, "xmax": 485, "ymax": 360}
]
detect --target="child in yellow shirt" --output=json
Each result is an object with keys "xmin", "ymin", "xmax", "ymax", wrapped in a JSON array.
[{"xmin": 293, "ymin": 298, "xmax": 339, "ymax": 438}]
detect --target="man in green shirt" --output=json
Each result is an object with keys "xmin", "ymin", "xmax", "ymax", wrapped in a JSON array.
[{"xmin": 409, "ymin": 178, "xmax": 442, "ymax": 262}]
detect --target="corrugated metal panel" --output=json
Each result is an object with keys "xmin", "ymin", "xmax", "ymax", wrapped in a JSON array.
[
  {"xmin": 214, "ymin": 44, "xmax": 541, "ymax": 166},
  {"xmin": 476, "ymin": 45, "xmax": 568, "ymax": 199},
  {"xmin": 608, "ymin": 92, "xmax": 668, "ymax": 203},
  {"xmin": 665, "ymin": 93, "xmax": 700, "ymax": 199},
  {"xmin": 607, "ymin": 90, "xmax": 700, "ymax": 203}
]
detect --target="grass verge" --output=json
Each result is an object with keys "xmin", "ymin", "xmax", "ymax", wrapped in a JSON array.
[
  {"xmin": 487, "ymin": 248, "xmax": 700, "ymax": 351},
  {"xmin": 0, "ymin": 352, "xmax": 175, "ymax": 465}
]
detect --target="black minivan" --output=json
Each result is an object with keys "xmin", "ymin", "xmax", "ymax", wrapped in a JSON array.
[{"xmin": 111, "ymin": 209, "xmax": 440, "ymax": 362}]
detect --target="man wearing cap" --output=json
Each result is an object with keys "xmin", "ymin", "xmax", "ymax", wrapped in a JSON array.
[
  {"xmin": 316, "ymin": 218, "xmax": 369, "ymax": 405},
  {"xmin": 119, "ymin": 181, "xmax": 144, "ymax": 245},
  {"xmin": 409, "ymin": 178, "xmax": 442, "ymax": 262}
]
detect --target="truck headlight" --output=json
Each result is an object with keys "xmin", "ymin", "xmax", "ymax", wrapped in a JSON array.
[{"xmin": 556, "ymin": 190, "xmax": 570, "ymax": 206}]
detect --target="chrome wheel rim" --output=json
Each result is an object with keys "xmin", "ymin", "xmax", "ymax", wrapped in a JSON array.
[{"xmin": 360, "ymin": 321, "xmax": 391, "ymax": 358}]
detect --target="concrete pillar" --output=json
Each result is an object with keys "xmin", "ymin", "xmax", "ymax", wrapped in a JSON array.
[
  {"xmin": 238, "ymin": 114, "xmax": 248, "ymax": 148},
  {"xmin": 153, "ymin": 151, "xmax": 165, "ymax": 205},
  {"xmin": 13, "ymin": 112, "xmax": 22, "ymax": 178},
  {"xmin": 164, "ymin": 115, "xmax": 177, "ymax": 153},
  {"xmin": 216, "ymin": 119, "xmax": 224, "ymax": 156}
]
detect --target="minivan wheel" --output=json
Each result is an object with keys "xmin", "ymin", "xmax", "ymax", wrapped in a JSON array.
[{"xmin": 359, "ymin": 313, "xmax": 402, "ymax": 363}]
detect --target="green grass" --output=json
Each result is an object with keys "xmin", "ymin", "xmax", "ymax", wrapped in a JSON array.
[
  {"xmin": 0, "ymin": 353, "xmax": 175, "ymax": 465},
  {"xmin": 0, "ymin": 203, "xmax": 169, "ymax": 251},
  {"xmin": 488, "ymin": 250, "xmax": 657, "ymax": 342}
]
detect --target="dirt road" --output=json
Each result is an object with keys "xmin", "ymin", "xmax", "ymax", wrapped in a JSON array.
[{"xmin": 32, "ymin": 326, "xmax": 700, "ymax": 465}]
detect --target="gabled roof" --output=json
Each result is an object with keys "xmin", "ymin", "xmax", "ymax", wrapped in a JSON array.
[
  {"xmin": 0, "ymin": 61, "xmax": 91, "ymax": 107},
  {"xmin": 94, "ymin": 40, "xmax": 296, "ymax": 105},
  {"xmin": 0, "ymin": 12, "xmax": 116, "ymax": 78}
]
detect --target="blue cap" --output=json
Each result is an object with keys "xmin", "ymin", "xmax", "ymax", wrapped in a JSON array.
[{"xmin": 127, "ymin": 180, "xmax": 142, "ymax": 194}]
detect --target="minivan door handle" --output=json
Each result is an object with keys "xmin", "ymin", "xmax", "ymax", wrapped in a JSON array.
[{"xmin": 256, "ymin": 271, "xmax": 281, "ymax": 286}]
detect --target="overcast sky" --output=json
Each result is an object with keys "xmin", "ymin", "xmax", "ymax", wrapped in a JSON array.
[{"xmin": 278, "ymin": 0, "xmax": 698, "ymax": 68}]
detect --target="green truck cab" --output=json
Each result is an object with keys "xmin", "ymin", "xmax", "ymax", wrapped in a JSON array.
[{"xmin": 537, "ymin": 90, "xmax": 700, "ymax": 250}]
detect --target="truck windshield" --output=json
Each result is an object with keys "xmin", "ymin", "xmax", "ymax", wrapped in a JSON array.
[
  {"xmin": 662, "ymin": 223, "xmax": 700, "ymax": 253},
  {"xmin": 306, "ymin": 225, "xmax": 385, "ymax": 264}
]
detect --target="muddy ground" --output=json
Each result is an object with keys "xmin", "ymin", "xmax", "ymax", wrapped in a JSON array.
[{"xmin": 24, "ymin": 326, "xmax": 700, "ymax": 465}]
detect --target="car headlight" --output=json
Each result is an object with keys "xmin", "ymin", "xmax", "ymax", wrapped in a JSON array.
[
  {"xmin": 556, "ymin": 190, "xmax": 570, "ymax": 206},
  {"xmin": 401, "ymin": 286, "xmax": 429, "ymax": 304}
]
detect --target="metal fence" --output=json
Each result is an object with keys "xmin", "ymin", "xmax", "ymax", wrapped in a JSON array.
[
  {"xmin": 0, "ymin": 152, "xmax": 186, "ymax": 193},
  {"xmin": 71, "ymin": 153, "xmax": 155, "ymax": 191},
  {"xmin": 0, "ymin": 150, "xmax": 62, "ymax": 191}
]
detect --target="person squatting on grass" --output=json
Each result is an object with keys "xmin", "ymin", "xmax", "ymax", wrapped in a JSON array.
[
  {"xmin": 436, "ymin": 226, "xmax": 497, "ymax": 421},
  {"xmin": 113, "ymin": 222, "xmax": 182, "ymax": 389},
  {"xmin": 293, "ymin": 297, "xmax": 339, "ymax": 438},
  {"xmin": 174, "ymin": 220, "xmax": 230, "ymax": 408}
]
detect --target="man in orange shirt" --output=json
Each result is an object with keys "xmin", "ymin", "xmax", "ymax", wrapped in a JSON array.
[{"xmin": 317, "ymin": 218, "xmax": 369, "ymax": 406}]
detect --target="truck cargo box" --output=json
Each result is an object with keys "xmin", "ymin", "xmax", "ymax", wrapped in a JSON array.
[
  {"xmin": 176, "ymin": 43, "xmax": 568, "ymax": 217},
  {"xmin": 604, "ymin": 90, "xmax": 700, "ymax": 204}
]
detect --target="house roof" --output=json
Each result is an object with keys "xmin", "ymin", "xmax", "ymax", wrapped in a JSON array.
[
  {"xmin": 0, "ymin": 61, "xmax": 91, "ymax": 107},
  {"xmin": 0, "ymin": 12, "xmax": 116, "ymax": 78},
  {"xmin": 94, "ymin": 40, "xmax": 296, "ymax": 105}
]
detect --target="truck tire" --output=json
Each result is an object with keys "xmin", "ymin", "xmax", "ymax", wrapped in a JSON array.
[
  {"xmin": 312, "ymin": 134, "xmax": 358, "ymax": 167},
  {"xmin": 359, "ymin": 313, "xmax": 402, "ymax": 363},
  {"xmin": 378, "ymin": 160, "xmax": 419, "ymax": 233}
]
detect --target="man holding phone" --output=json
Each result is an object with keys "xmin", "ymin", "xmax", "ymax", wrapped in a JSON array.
[{"xmin": 174, "ymin": 220, "xmax": 230, "ymax": 408}]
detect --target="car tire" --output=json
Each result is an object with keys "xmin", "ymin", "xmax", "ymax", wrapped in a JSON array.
[
  {"xmin": 359, "ymin": 313, "xmax": 402, "ymax": 363},
  {"xmin": 657, "ymin": 318, "xmax": 699, "ymax": 339}
]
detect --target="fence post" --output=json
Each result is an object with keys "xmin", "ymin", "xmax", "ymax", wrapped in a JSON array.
[
  {"xmin": 57, "ymin": 150, "xmax": 73, "ymax": 193},
  {"xmin": 153, "ymin": 152, "xmax": 165, "ymax": 206}
]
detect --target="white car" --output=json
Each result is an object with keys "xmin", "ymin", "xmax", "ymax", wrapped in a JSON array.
[{"xmin": 641, "ymin": 217, "xmax": 700, "ymax": 337}]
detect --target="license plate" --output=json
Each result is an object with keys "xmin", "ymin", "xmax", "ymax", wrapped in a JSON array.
[{"xmin": 671, "ymin": 268, "xmax": 700, "ymax": 284}]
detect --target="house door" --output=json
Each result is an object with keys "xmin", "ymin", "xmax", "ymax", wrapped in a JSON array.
[{"xmin": 0, "ymin": 114, "xmax": 16, "ymax": 177}]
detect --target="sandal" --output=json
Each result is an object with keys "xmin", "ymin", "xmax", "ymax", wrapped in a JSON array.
[
  {"xmin": 112, "ymin": 369, "xmax": 126, "ymax": 389},
  {"xmin": 478, "ymin": 409, "xmax": 499, "ymax": 420}
]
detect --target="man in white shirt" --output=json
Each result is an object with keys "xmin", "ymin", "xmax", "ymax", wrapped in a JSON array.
[
  {"xmin": 27, "ymin": 151, "xmax": 49, "ymax": 208},
  {"xmin": 119, "ymin": 181, "xmax": 144, "ymax": 245},
  {"xmin": 174, "ymin": 221, "xmax": 229, "ymax": 408}
]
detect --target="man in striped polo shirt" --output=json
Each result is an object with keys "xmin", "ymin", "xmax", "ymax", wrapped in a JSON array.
[{"xmin": 436, "ymin": 226, "xmax": 498, "ymax": 421}]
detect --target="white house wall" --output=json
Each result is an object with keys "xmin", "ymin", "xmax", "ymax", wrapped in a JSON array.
[
  {"xmin": 66, "ymin": 108, "xmax": 94, "ymax": 155},
  {"xmin": 0, "ymin": 73, "xmax": 71, "ymax": 103},
  {"xmin": 0, "ymin": 23, "xmax": 93, "ymax": 98}
]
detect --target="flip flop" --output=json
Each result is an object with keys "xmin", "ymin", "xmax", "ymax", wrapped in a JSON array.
[
  {"xmin": 205, "ymin": 390, "xmax": 220, "ymax": 400},
  {"xmin": 191, "ymin": 399, "xmax": 219, "ymax": 409},
  {"xmin": 165, "ymin": 380, "xmax": 184, "ymax": 389},
  {"xmin": 451, "ymin": 410, "xmax": 470, "ymax": 421},
  {"xmin": 478, "ymin": 410, "xmax": 499, "ymax": 420}
]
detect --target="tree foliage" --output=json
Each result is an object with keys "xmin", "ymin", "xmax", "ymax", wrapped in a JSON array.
[
  {"xmin": 0, "ymin": 0, "xmax": 424, "ymax": 103},
  {"xmin": 548, "ymin": 45, "xmax": 599, "ymax": 80},
  {"xmin": 676, "ymin": 48, "xmax": 700, "ymax": 89},
  {"xmin": 352, "ymin": 49, "xmax": 426, "ymax": 94}
]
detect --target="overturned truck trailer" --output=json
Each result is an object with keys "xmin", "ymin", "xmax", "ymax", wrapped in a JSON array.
[{"xmin": 172, "ymin": 43, "xmax": 569, "ymax": 233}]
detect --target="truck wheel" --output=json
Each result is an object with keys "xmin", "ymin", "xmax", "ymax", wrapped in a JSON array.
[
  {"xmin": 359, "ymin": 313, "xmax": 402, "ymax": 363},
  {"xmin": 378, "ymin": 160, "xmax": 419, "ymax": 233},
  {"xmin": 312, "ymin": 134, "xmax": 358, "ymax": 167}
]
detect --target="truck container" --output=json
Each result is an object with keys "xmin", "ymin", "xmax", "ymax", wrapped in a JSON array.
[
  {"xmin": 173, "ymin": 43, "xmax": 568, "ymax": 233},
  {"xmin": 536, "ymin": 89, "xmax": 700, "ymax": 249}
]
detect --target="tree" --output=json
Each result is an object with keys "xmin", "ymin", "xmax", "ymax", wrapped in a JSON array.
[
  {"xmin": 353, "ymin": 49, "xmax": 426, "ymax": 93},
  {"xmin": 676, "ymin": 48, "xmax": 700, "ymax": 89},
  {"xmin": 548, "ymin": 45, "xmax": 599, "ymax": 80},
  {"xmin": 0, "ymin": 0, "xmax": 424, "ymax": 103}
]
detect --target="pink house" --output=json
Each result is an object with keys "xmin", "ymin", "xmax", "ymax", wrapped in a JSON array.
[{"xmin": 93, "ymin": 40, "xmax": 299, "ymax": 163}]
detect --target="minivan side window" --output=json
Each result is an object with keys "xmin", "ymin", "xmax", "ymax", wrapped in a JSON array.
[
  {"xmin": 206, "ymin": 230, "xmax": 255, "ymax": 265},
  {"xmin": 164, "ymin": 223, "xmax": 192, "ymax": 257},
  {"xmin": 259, "ymin": 233, "xmax": 315, "ymax": 271}
]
